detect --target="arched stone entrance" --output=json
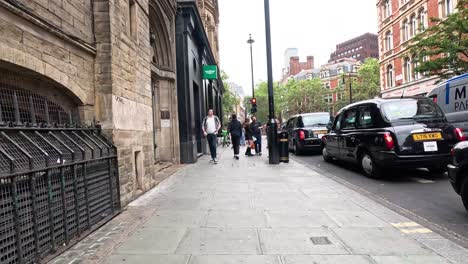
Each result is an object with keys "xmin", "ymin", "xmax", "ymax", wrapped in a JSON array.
[
  {"xmin": 149, "ymin": 0, "xmax": 179, "ymax": 163},
  {"xmin": 0, "ymin": 63, "xmax": 119, "ymax": 263}
]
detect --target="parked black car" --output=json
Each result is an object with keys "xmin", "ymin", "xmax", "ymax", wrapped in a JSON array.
[
  {"xmin": 447, "ymin": 141, "xmax": 468, "ymax": 212},
  {"xmin": 284, "ymin": 112, "xmax": 332, "ymax": 155},
  {"xmin": 322, "ymin": 97, "xmax": 466, "ymax": 178}
]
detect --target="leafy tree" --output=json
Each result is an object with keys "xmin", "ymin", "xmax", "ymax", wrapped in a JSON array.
[
  {"xmin": 409, "ymin": 0, "xmax": 468, "ymax": 81},
  {"xmin": 281, "ymin": 78, "xmax": 329, "ymax": 119},
  {"xmin": 221, "ymin": 71, "xmax": 240, "ymax": 123},
  {"xmin": 353, "ymin": 58, "xmax": 381, "ymax": 101}
]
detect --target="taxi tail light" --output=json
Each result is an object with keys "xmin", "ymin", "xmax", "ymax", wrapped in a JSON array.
[
  {"xmin": 321, "ymin": 135, "xmax": 327, "ymax": 142},
  {"xmin": 383, "ymin": 132, "xmax": 395, "ymax": 150},
  {"xmin": 298, "ymin": 130, "xmax": 306, "ymax": 141},
  {"xmin": 450, "ymin": 148, "xmax": 455, "ymax": 157},
  {"xmin": 454, "ymin": 128, "xmax": 466, "ymax": 142}
]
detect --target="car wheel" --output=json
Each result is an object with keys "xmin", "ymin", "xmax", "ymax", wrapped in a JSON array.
[
  {"xmin": 360, "ymin": 151, "xmax": 383, "ymax": 179},
  {"xmin": 294, "ymin": 142, "xmax": 304, "ymax": 155},
  {"xmin": 461, "ymin": 175, "xmax": 468, "ymax": 212},
  {"xmin": 322, "ymin": 147, "xmax": 333, "ymax": 162},
  {"xmin": 428, "ymin": 166, "xmax": 446, "ymax": 175}
]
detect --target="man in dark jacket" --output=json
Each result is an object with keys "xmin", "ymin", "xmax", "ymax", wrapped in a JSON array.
[
  {"xmin": 228, "ymin": 114, "xmax": 242, "ymax": 159},
  {"xmin": 250, "ymin": 116, "xmax": 262, "ymax": 155}
]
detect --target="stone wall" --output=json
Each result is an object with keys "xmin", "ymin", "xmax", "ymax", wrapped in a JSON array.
[
  {"xmin": 0, "ymin": 1, "xmax": 96, "ymax": 122},
  {"xmin": 13, "ymin": 0, "xmax": 94, "ymax": 44},
  {"xmin": 99, "ymin": 0, "xmax": 178, "ymax": 206},
  {"xmin": 0, "ymin": 0, "xmax": 180, "ymax": 207}
]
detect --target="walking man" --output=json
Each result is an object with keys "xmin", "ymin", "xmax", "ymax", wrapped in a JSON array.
[
  {"xmin": 250, "ymin": 116, "xmax": 263, "ymax": 155},
  {"xmin": 202, "ymin": 109, "xmax": 221, "ymax": 163},
  {"xmin": 228, "ymin": 113, "xmax": 242, "ymax": 160}
]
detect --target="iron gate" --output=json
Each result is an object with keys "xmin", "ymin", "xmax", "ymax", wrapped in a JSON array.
[{"xmin": 0, "ymin": 87, "xmax": 120, "ymax": 263}]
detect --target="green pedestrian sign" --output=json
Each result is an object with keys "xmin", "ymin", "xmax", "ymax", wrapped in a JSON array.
[{"xmin": 203, "ymin": 65, "xmax": 218, "ymax": 79}]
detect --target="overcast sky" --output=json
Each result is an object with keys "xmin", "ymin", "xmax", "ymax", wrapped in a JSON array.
[{"xmin": 218, "ymin": 0, "xmax": 378, "ymax": 96}]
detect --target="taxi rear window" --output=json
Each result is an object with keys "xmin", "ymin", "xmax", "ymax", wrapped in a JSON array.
[{"xmin": 381, "ymin": 99, "xmax": 444, "ymax": 122}]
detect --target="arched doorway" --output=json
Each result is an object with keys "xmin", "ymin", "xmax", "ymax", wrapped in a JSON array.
[{"xmin": 149, "ymin": 1, "xmax": 178, "ymax": 163}]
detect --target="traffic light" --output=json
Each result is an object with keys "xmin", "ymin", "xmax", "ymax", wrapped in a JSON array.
[{"xmin": 251, "ymin": 98, "xmax": 257, "ymax": 114}]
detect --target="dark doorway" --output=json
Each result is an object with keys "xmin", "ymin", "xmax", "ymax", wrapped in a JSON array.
[{"xmin": 193, "ymin": 82, "xmax": 202, "ymax": 154}]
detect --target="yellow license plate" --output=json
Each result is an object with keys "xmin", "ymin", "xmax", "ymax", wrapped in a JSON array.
[
  {"xmin": 314, "ymin": 130, "xmax": 328, "ymax": 135},
  {"xmin": 412, "ymin": 132, "xmax": 442, "ymax": 141}
]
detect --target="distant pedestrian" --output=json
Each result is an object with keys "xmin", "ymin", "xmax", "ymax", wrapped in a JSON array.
[
  {"xmin": 250, "ymin": 116, "xmax": 262, "ymax": 155},
  {"xmin": 202, "ymin": 109, "xmax": 221, "ymax": 164},
  {"xmin": 244, "ymin": 121, "xmax": 254, "ymax": 156},
  {"xmin": 228, "ymin": 114, "xmax": 242, "ymax": 160}
]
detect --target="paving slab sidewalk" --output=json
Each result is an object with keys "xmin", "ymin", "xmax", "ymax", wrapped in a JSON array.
[{"xmin": 52, "ymin": 145, "xmax": 468, "ymax": 264}]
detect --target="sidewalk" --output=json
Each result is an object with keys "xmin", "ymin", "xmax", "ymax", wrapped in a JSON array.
[{"xmin": 53, "ymin": 144, "xmax": 468, "ymax": 264}]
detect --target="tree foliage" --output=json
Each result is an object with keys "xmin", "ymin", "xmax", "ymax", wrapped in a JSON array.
[
  {"xmin": 221, "ymin": 71, "xmax": 240, "ymax": 123},
  {"xmin": 409, "ymin": 0, "xmax": 468, "ymax": 81},
  {"xmin": 246, "ymin": 58, "xmax": 381, "ymax": 122},
  {"xmin": 282, "ymin": 78, "xmax": 328, "ymax": 115},
  {"xmin": 353, "ymin": 58, "xmax": 381, "ymax": 101},
  {"xmin": 332, "ymin": 58, "xmax": 381, "ymax": 113}
]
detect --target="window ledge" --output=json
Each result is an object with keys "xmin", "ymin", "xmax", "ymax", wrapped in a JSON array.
[{"xmin": 400, "ymin": 0, "xmax": 415, "ymax": 12}]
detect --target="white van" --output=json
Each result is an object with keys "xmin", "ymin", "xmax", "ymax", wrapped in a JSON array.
[{"xmin": 427, "ymin": 73, "xmax": 468, "ymax": 136}]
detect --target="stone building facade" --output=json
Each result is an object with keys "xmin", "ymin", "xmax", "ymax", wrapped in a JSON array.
[
  {"xmin": 329, "ymin": 33, "xmax": 379, "ymax": 62},
  {"xmin": 0, "ymin": 0, "xmax": 180, "ymax": 206},
  {"xmin": 196, "ymin": 0, "xmax": 220, "ymax": 63},
  {"xmin": 377, "ymin": 0, "xmax": 459, "ymax": 98}
]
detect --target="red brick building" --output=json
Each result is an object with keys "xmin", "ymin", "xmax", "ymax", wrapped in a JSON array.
[
  {"xmin": 282, "ymin": 55, "xmax": 314, "ymax": 83},
  {"xmin": 377, "ymin": 0, "xmax": 459, "ymax": 98},
  {"xmin": 329, "ymin": 33, "xmax": 379, "ymax": 62}
]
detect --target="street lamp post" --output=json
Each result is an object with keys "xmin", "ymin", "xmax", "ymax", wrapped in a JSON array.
[
  {"xmin": 342, "ymin": 72, "xmax": 358, "ymax": 104},
  {"xmin": 247, "ymin": 34, "xmax": 255, "ymax": 98},
  {"xmin": 264, "ymin": 0, "xmax": 279, "ymax": 164}
]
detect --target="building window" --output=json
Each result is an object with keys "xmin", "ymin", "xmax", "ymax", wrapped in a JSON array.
[
  {"xmin": 446, "ymin": 0, "xmax": 454, "ymax": 16},
  {"xmin": 419, "ymin": 8, "xmax": 426, "ymax": 31},
  {"xmin": 128, "ymin": 0, "xmax": 137, "ymax": 38},
  {"xmin": 384, "ymin": 0, "xmax": 392, "ymax": 18},
  {"xmin": 324, "ymin": 94, "xmax": 333, "ymax": 104},
  {"xmin": 404, "ymin": 57, "xmax": 412, "ymax": 83},
  {"xmin": 402, "ymin": 19, "xmax": 410, "ymax": 41},
  {"xmin": 410, "ymin": 14, "xmax": 417, "ymax": 37},
  {"xmin": 387, "ymin": 65, "xmax": 394, "ymax": 88},
  {"xmin": 412, "ymin": 54, "xmax": 421, "ymax": 80},
  {"xmin": 422, "ymin": 52, "xmax": 429, "ymax": 76},
  {"xmin": 441, "ymin": 0, "xmax": 455, "ymax": 17},
  {"xmin": 385, "ymin": 31, "xmax": 393, "ymax": 51}
]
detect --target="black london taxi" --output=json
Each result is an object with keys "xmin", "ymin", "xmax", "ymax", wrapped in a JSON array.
[
  {"xmin": 447, "ymin": 141, "xmax": 468, "ymax": 212},
  {"xmin": 284, "ymin": 112, "xmax": 332, "ymax": 155},
  {"xmin": 322, "ymin": 97, "xmax": 466, "ymax": 178}
]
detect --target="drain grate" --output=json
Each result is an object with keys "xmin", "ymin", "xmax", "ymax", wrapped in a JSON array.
[{"xmin": 310, "ymin": 236, "xmax": 332, "ymax": 245}]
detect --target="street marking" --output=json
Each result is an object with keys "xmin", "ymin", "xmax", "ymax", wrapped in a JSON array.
[
  {"xmin": 400, "ymin": 228, "xmax": 433, "ymax": 234},
  {"xmin": 409, "ymin": 177, "xmax": 435, "ymax": 184},
  {"xmin": 392, "ymin": 222, "xmax": 433, "ymax": 234},
  {"xmin": 392, "ymin": 222, "xmax": 420, "ymax": 228}
]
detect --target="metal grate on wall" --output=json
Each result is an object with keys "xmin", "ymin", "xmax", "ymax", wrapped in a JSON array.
[{"xmin": 0, "ymin": 86, "xmax": 120, "ymax": 264}]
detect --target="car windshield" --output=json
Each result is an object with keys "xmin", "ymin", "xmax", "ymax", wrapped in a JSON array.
[
  {"xmin": 299, "ymin": 114, "xmax": 330, "ymax": 127},
  {"xmin": 381, "ymin": 99, "xmax": 444, "ymax": 122}
]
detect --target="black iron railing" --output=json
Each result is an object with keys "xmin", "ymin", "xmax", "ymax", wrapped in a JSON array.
[{"xmin": 0, "ymin": 128, "xmax": 120, "ymax": 264}]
